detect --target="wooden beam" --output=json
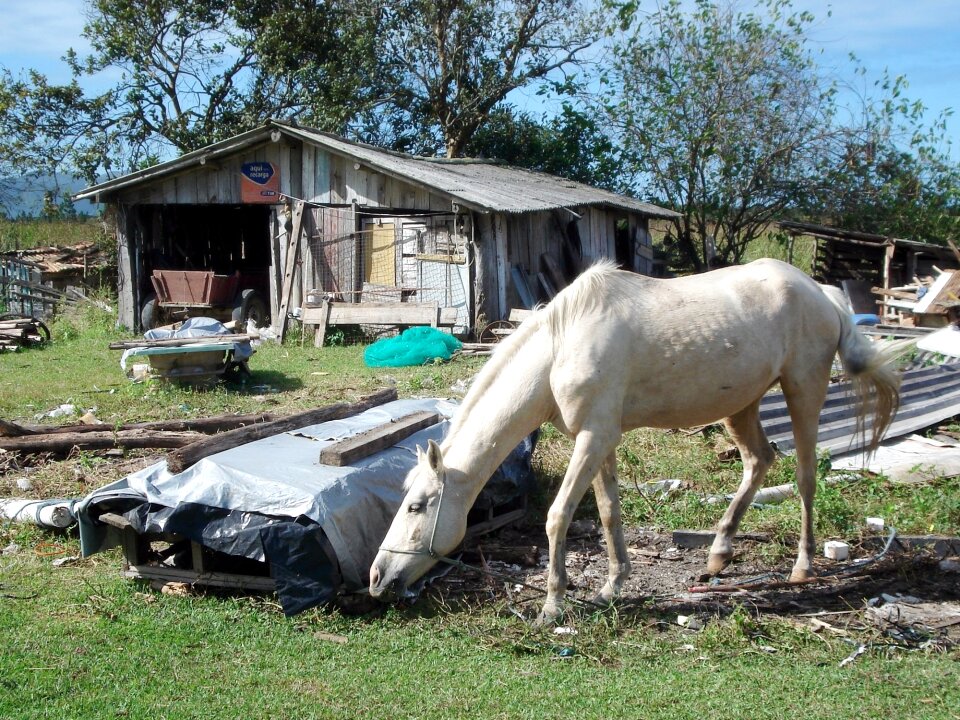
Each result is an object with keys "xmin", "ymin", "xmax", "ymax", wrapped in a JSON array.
[
  {"xmin": 319, "ymin": 411, "xmax": 441, "ymax": 466},
  {"xmin": 166, "ymin": 388, "xmax": 397, "ymax": 473}
]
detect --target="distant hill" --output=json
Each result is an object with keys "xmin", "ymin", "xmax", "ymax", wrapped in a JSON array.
[{"xmin": 1, "ymin": 175, "xmax": 100, "ymax": 218}]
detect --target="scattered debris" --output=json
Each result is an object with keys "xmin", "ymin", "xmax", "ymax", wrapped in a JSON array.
[
  {"xmin": 51, "ymin": 556, "xmax": 81, "ymax": 567},
  {"xmin": 838, "ymin": 643, "xmax": 868, "ymax": 668},
  {"xmin": 865, "ymin": 517, "xmax": 885, "ymax": 532},
  {"xmin": 824, "ymin": 541, "xmax": 850, "ymax": 561},
  {"xmin": 0, "ymin": 498, "xmax": 75, "ymax": 529},
  {"xmin": 36, "ymin": 404, "xmax": 76, "ymax": 420},
  {"xmin": 159, "ymin": 581, "xmax": 193, "ymax": 597}
]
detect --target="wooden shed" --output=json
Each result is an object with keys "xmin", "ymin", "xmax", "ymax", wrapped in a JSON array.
[
  {"xmin": 76, "ymin": 120, "xmax": 677, "ymax": 335},
  {"xmin": 778, "ymin": 220, "xmax": 958, "ymax": 316}
]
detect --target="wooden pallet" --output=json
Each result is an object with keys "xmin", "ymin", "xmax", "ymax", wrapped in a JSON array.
[{"xmin": 97, "ymin": 495, "xmax": 527, "ymax": 593}]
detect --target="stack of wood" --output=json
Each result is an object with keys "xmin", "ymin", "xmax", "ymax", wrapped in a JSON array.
[
  {"xmin": 0, "ymin": 317, "xmax": 50, "ymax": 350},
  {"xmin": 873, "ymin": 269, "xmax": 960, "ymax": 326}
]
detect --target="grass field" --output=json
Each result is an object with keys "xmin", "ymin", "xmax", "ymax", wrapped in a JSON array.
[{"xmin": 1, "ymin": 278, "xmax": 959, "ymax": 719}]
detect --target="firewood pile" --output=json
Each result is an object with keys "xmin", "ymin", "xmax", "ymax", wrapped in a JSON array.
[{"xmin": 0, "ymin": 316, "xmax": 50, "ymax": 350}]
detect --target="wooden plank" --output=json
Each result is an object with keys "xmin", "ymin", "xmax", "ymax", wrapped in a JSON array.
[
  {"xmin": 537, "ymin": 272, "xmax": 558, "ymax": 300},
  {"xmin": 108, "ymin": 334, "xmax": 254, "ymax": 350},
  {"xmin": 319, "ymin": 411, "xmax": 441, "ymax": 466},
  {"xmin": 438, "ymin": 307, "xmax": 458, "ymax": 327},
  {"xmin": 301, "ymin": 302, "xmax": 438, "ymax": 326},
  {"xmin": 511, "ymin": 265, "xmax": 536, "ymax": 309},
  {"xmin": 277, "ymin": 200, "xmax": 306, "ymax": 342},
  {"xmin": 312, "ymin": 298, "xmax": 331, "ymax": 348},
  {"xmin": 123, "ymin": 564, "xmax": 276, "ymax": 592},
  {"xmin": 540, "ymin": 253, "xmax": 568, "ymax": 291},
  {"xmin": 0, "ymin": 429, "xmax": 205, "ymax": 455},
  {"xmin": 166, "ymin": 388, "xmax": 397, "ymax": 473}
]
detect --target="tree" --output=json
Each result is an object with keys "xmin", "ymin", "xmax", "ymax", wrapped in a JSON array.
[
  {"xmin": 465, "ymin": 104, "xmax": 628, "ymax": 190},
  {"xmin": 603, "ymin": 0, "xmax": 839, "ymax": 271},
  {"xmin": 361, "ymin": 0, "xmax": 599, "ymax": 157},
  {"xmin": 812, "ymin": 71, "xmax": 960, "ymax": 243},
  {"xmin": 0, "ymin": 0, "xmax": 383, "ymax": 183}
]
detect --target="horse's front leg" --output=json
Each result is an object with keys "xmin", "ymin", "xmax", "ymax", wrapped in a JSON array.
[
  {"xmin": 590, "ymin": 452, "xmax": 630, "ymax": 606},
  {"xmin": 538, "ymin": 430, "xmax": 617, "ymax": 625}
]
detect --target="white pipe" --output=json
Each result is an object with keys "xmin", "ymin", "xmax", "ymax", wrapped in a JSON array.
[{"xmin": 0, "ymin": 498, "xmax": 75, "ymax": 529}]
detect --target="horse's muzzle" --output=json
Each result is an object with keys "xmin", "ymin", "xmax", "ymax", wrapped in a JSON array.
[{"xmin": 369, "ymin": 564, "xmax": 404, "ymax": 602}]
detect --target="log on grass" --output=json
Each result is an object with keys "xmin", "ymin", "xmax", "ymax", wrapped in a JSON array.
[
  {"xmin": 0, "ymin": 429, "xmax": 205, "ymax": 455},
  {"xmin": 0, "ymin": 419, "xmax": 36, "ymax": 437},
  {"xmin": 14, "ymin": 411, "xmax": 283, "ymax": 436},
  {"xmin": 166, "ymin": 388, "xmax": 398, "ymax": 473}
]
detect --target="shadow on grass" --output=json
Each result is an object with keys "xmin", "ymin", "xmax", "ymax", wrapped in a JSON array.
[{"xmin": 228, "ymin": 369, "xmax": 304, "ymax": 393}]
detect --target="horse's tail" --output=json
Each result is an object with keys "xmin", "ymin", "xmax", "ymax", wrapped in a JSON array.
[{"xmin": 820, "ymin": 285, "xmax": 905, "ymax": 451}]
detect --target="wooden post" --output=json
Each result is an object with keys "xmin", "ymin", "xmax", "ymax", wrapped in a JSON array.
[
  {"xmin": 276, "ymin": 201, "xmax": 306, "ymax": 342},
  {"xmin": 313, "ymin": 298, "xmax": 331, "ymax": 348}
]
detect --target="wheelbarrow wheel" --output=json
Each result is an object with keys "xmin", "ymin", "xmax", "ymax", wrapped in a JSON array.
[
  {"xmin": 140, "ymin": 293, "xmax": 162, "ymax": 330},
  {"xmin": 479, "ymin": 320, "xmax": 517, "ymax": 343},
  {"xmin": 232, "ymin": 289, "xmax": 268, "ymax": 329}
]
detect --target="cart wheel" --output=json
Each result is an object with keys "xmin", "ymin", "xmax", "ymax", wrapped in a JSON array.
[
  {"xmin": 479, "ymin": 320, "xmax": 518, "ymax": 344},
  {"xmin": 140, "ymin": 293, "xmax": 162, "ymax": 330},
  {"xmin": 232, "ymin": 289, "xmax": 268, "ymax": 329}
]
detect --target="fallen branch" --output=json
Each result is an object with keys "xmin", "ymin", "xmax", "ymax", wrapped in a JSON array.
[{"xmin": 166, "ymin": 388, "xmax": 398, "ymax": 473}]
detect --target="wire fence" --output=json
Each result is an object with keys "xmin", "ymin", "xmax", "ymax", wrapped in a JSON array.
[{"xmin": 304, "ymin": 209, "xmax": 471, "ymax": 339}]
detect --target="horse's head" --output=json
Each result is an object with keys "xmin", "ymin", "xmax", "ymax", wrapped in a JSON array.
[{"xmin": 369, "ymin": 439, "xmax": 468, "ymax": 602}]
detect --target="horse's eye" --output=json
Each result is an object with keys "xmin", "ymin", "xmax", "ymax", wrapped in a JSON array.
[{"xmin": 408, "ymin": 502, "xmax": 423, "ymax": 514}]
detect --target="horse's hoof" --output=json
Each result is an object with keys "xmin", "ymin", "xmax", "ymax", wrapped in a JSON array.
[
  {"xmin": 789, "ymin": 568, "xmax": 813, "ymax": 583},
  {"xmin": 706, "ymin": 551, "xmax": 732, "ymax": 576},
  {"xmin": 534, "ymin": 604, "xmax": 564, "ymax": 627}
]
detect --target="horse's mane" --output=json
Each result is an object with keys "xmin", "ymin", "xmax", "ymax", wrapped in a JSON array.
[
  {"xmin": 544, "ymin": 260, "xmax": 633, "ymax": 352},
  {"xmin": 446, "ymin": 260, "xmax": 632, "ymax": 443},
  {"xmin": 444, "ymin": 309, "xmax": 545, "ymax": 442}
]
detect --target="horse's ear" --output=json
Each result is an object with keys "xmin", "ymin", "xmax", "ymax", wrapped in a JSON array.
[{"xmin": 426, "ymin": 439, "xmax": 444, "ymax": 474}]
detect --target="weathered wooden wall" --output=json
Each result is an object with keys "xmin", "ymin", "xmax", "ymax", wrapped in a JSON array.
[{"xmin": 107, "ymin": 136, "xmax": 657, "ymax": 332}]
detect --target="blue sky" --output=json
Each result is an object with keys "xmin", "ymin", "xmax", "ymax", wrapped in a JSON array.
[{"xmin": 1, "ymin": 1, "xmax": 958, "ymax": 156}]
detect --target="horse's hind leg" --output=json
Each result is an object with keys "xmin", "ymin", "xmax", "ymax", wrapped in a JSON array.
[
  {"xmin": 707, "ymin": 400, "xmax": 776, "ymax": 575},
  {"xmin": 590, "ymin": 452, "xmax": 631, "ymax": 606},
  {"xmin": 781, "ymin": 372, "xmax": 830, "ymax": 581}
]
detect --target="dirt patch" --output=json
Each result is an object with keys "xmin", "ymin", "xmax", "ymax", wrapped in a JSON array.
[{"xmin": 441, "ymin": 522, "xmax": 960, "ymax": 645}]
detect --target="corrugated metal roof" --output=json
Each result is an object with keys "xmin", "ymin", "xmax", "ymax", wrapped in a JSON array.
[
  {"xmin": 1, "ymin": 242, "xmax": 111, "ymax": 275},
  {"xmin": 76, "ymin": 120, "xmax": 678, "ymax": 218},
  {"xmin": 761, "ymin": 362, "xmax": 960, "ymax": 456},
  {"xmin": 277, "ymin": 122, "xmax": 678, "ymax": 217}
]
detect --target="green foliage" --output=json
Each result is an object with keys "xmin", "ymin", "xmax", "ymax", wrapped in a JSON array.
[
  {"xmin": 0, "ymin": 217, "xmax": 103, "ymax": 252},
  {"xmin": 369, "ymin": 0, "xmax": 599, "ymax": 157},
  {"xmin": 0, "ymin": 0, "xmax": 600, "ymax": 184},
  {"xmin": 810, "ymin": 70, "xmax": 960, "ymax": 244},
  {"xmin": 604, "ymin": 0, "xmax": 836, "ymax": 271},
  {"xmin": 603, "ymin": 0, "xmax": 960, "ymax": 271},
  {"xmin": 465, "ymin": 103, "xmax": 629, "ymax": 191}
]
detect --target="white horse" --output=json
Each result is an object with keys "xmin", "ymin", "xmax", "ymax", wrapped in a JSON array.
[{"xmin": 369, "ymin": 259, "xmax": 901, "ymax": 623}]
